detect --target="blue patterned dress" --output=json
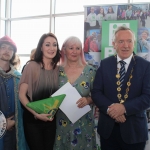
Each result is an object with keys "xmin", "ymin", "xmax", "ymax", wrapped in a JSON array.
[{"xmin": 54, "ymin": 65, "xmax": 97, "ymax": 150}]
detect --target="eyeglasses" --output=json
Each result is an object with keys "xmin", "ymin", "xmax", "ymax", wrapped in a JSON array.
[{"xmin": 0, "ymin": 45, "xmax": 14, "ymax": 51}]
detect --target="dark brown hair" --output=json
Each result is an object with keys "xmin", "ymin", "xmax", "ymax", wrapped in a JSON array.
[{"xmin": 34, "ymin": 33, "xmax": 61, "ymax": 69}]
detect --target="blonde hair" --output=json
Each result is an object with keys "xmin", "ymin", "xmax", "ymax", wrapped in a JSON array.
[
  {"xmin": 13, "ymin": 54, "xmax": 21, "ymax": 70},
  {"xmin": 30, "ymin": 48, "xmax": 36, "ymax": 60},
  {"xmin": 60, "ymin": 36, "xmax": 87, "ymax": 67}
]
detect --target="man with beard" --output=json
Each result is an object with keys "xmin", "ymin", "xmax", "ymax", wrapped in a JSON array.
[{"xmin": 0, "ymin": 36, "xmax": 28, "ymax": 150}]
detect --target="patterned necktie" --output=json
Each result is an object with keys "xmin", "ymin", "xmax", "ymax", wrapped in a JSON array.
[{"xmin": 119, "ymin": 60, "xmax": 126, "ymax": 87}]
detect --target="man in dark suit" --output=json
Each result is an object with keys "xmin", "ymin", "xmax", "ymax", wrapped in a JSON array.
[{"xmin": 91, "ymin": 26, "xmax": 150, "ymax": 150}]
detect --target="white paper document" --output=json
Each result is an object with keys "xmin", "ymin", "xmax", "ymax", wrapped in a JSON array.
[{"xmin": 52, "ymin": 82, "xmax": 91, "ymax": 123}]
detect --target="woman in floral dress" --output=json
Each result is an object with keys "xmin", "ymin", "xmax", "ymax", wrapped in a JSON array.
[{"xmin": 54, "ymin": 36, "xmax": 97, "ymax": 150}]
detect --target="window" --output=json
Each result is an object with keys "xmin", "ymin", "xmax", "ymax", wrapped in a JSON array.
[
  {"xmin": 55, "ymin": 15, "xmax": 84, "ymax": 48},
  {"xmin": 55, "ymin": 0, "xmax": 128, "ymax": 13},
  {"xmin": 0, "ymin": 20, "xmax": 5, "ymax": 36},
  {"xmin": 131, "ymin": 0, "xmax": 150, "ymax": 2},
  {"xmin": 1, "ymin": 0, "xmax": 6, "ymax": 18},
  {"xmin": 11, "ymin": 0, "xmax": 50, "ymax": 18},
  {"xmin": 9, "ymin": 0, "xmax": 132, "ymax": 67},
  {"xmin": 11, "ymin": 18, "xmax": 49, "ymax": 54},
  {"xmin": 19, "ymin": 56, "xmax": 30, "ymax": 73}
]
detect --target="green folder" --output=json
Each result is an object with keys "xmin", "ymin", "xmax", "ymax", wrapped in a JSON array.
[{"xmin": 26, "ymin": 94, "xmax": 66, "ymax": 118}]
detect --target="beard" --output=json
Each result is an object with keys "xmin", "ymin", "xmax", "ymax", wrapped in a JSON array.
[{"xmin": 0, "ymin": 54, "xmax": 12, "ymax": 61}]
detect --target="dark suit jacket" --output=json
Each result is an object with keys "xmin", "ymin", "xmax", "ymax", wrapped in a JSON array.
[{"xmin": 91, "ymin": 55, "xmax": 150, "ymax": 144}]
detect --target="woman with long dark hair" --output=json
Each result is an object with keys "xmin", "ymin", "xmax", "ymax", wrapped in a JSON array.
[
  {"xmin": 96, "ymin": 7, "xmax": 105, "ymax": 27},
  {"xmin": 19, "ymin": 33, "xmax": 61, "ymax": 150},
  {"xmin": 105, "ymin": 6, "xmax": 116, "ymax": 20}
]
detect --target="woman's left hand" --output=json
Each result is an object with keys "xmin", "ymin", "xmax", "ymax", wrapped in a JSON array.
[{"xmin": 76, "ymin": 97, "xmax": 88, "ymax": 108}]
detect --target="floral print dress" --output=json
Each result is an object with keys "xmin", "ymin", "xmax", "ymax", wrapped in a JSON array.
[{"xmin": 54, "ymin": 65, "xmax": 97, "ymax": 150}]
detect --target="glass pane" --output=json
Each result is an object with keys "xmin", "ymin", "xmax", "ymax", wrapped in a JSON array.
[
  {"xmin": 11, "ymin": 0, "xmax": 50, "ymax": 18},
  {"xmin": 55, "ymin": 15, "xmax": 84, "ymax": 48},
  {"xmin": 1, "ymin": 0, "xmax": 5, "ymax": 17},
  {"xmin": 55, "ymin": 0, "xmax": 128, "ymax": 13},
  {"xmin": 11, "ymin": 18, "xmax": 50, "ymax": 54},
  {"xmin": 51, "ymin": 18, "xmax": 55, "ymax": 33},
  {"xmin": 131, "ymin": 1, "xmax": 150, "ymax": 2},
  {"xmin": 19, "ymin": 56, "xmax": 30, "ymax": 73},
  {"xmin": 0, "ymin": 20, "xmax": 5, "ymax": 36}
]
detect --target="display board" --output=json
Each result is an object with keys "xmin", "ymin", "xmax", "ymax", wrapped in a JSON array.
[
  {"xmin": 84, "ymin": 3, "xmax": 150, "ymax": 150},
  {"xmin": 101, "ymin": 20, "xmax": 138, "ymax": 58}
]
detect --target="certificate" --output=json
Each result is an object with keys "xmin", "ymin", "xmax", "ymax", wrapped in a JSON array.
[{"xmin": 52, "ymin": 82, "xmax": 91, "ymax": 123}]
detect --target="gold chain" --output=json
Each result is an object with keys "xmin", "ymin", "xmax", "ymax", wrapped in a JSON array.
[
  {"xmin": 115, "ymin": 54, "xmax": 136, "ymax": 104},
  {"xmin": 116, "ymin": 70, "xmax": 133, "ymax": 103}
]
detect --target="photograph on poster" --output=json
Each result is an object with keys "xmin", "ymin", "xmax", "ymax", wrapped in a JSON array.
[
  {"xmin": 117, "ymin": 5, "xmax": 133, "ymax": 20},
  {"xmin": 117, "ymin": 4, "xmax": 149, "ymax": 24},
  {"xmin": 96, "ymin": 7, "xmax": 105, "ymax": 27},
  {"xmin": 104, "ymin": 6, "xmax": 117, "ymax": 21},
  {"xmin": 84, "ymin": 52, "xmax": 100, "ymax": 69},
  {"xmin": 137, "ymin": 53, "xmax": 150, "ymax": 61},
  {"xmin": 84, "ymin": 29, "xmax": 101, "ymax": 53},
  {"xmin": 85, "ymin": 5, "xmax": 117, "ymax": 29},
  {"xmin": 86, "ymin": 6, "xmax": 97, "ymax": 27},
  {"xmin": 137, "ymin": 28, "xmax": 150, "ymax": 53},
  {"xmin": 134, "ymin": 4, "xmax": 150, "ymax": 28}
]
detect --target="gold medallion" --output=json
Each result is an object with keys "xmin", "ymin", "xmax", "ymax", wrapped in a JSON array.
[
  {"xmin": 117, "ymin": 87, "xmax": 121, "ymax": 91},
  {"xmin": 120, "ymin": 100, "xmax": 124, "ymax": 104},
  {"xmin": 116, "ymin": 81, "xmax": 121, "ymax": 85},
  {"xmin": 117, "ymin": 94, "xmax": 121, "ymax": 98},
  {"xmin": 126, "ymin": 88, "xmax": 129, "ymax": 92},
  {"xmin": 127, "ymin": 82, "xmax": 131, "ymax": 86},
  {"xmin": 124, "ymin": 94, "xmax": 128, "ymax": 99},
  {"xmin": 116, "ymin": 74, "xmax": 120, "ymax": 78},
  {"xmin": 130, "ymin": 75, "xmax": 133, "ymax": 78}
]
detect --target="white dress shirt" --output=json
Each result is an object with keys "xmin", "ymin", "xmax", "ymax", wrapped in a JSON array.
[{"xmin": 117, "ymin": 53, "xmax": 133, "ymax": 73}]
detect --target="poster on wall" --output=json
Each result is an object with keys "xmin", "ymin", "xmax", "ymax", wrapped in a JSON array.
[
  {"xmin": 101, "ymin": 20, "xmax": 138, "ymax": 59},
  {"xmin": 84, "ymin": 3, "xmax": 150, "ymax": 150},
  {"xmin": 84, "ymin": 3, "xmax": 150, "ymax": 62}
]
